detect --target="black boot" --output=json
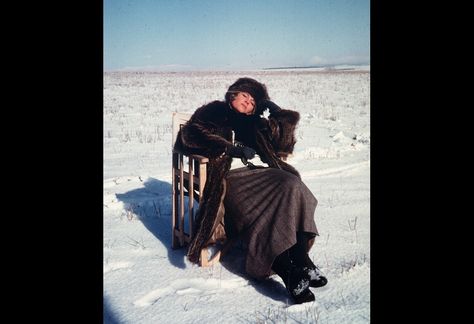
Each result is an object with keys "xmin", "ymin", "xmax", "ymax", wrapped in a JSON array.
[
  {"xmin": 289, "ymin": 232, "xmax": 328, "ymax": 288},
  {"xmin": 272, "ymin": 250, "xmax": 315, "ymax": 304},
  {"xmin": 302, "ymin": 255, "xmax": 328, "ymax": 288}
]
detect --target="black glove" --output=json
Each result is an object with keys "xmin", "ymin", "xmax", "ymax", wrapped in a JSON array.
[
  {"xmin": 226, "ymin": 144, "xmax": 256, "ymax": 160},
  {"xmin": 258, "ymin": 99, "xmax": 282, "ymax": 114}
]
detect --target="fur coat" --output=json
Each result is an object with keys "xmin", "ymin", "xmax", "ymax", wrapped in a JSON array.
[{"xmin": 173, "ymin": 100, "xmax": 301, "ymax": 263}]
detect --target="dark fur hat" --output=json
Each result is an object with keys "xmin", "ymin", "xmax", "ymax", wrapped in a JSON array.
[{"xmin": 225, "ymin": 77, "xmax": 270, "ymax": 106}]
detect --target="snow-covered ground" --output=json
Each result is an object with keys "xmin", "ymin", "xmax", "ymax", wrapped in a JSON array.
[{"xmin": 104, "ymin": 69, "xmax": 370, "ymax": 323}]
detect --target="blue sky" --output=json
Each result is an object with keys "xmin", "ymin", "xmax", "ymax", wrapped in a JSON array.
[{"xmin": 104, "ymin": 0, "xmax": 370, "ymax": 71}]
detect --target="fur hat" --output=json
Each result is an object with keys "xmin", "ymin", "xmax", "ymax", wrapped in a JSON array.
[{"xmin": 225, "ymin": 77, "xmax": 270, "ymax": 111}]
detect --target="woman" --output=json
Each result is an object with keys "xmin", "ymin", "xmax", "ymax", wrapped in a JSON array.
[{"xmin": 173, "ymin": 77, "xmax": 327, "ymax": 304}]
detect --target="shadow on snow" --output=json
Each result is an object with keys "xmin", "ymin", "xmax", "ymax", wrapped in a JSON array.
[
  {"xmin": 103, "ymin": 297, "xmax": 122, "ymax": 324},
  {"xmin": 115, "ymin": 177, "xmax": 187, "ymax": 269}
]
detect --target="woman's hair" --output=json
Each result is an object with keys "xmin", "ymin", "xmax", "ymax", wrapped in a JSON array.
[{"xmin": 227, "ymin": 91, "xmax": 238, "ymax": 102}]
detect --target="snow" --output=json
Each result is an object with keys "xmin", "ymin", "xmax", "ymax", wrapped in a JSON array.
[{"xmin": 104, "ymin": 69, "xmax": 370, "ymax": 323}]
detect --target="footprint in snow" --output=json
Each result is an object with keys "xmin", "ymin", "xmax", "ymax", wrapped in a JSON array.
[
  {"xmin": 133, "ymin": 277, "xmax": 249, "ymax": 307},
  {"xmin": 103, "ymin": 261, "xmax": 133, "ymax": 274}
]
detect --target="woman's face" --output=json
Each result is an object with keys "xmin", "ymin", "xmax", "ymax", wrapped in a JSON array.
[{"xmin": 231, "ymin": 92, "xmax": 256, "ymax": 115}]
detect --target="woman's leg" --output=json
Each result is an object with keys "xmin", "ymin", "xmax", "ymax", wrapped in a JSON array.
[{"xmin": 224, "ymin": 168, "xmax": 318, "ymax": 279}]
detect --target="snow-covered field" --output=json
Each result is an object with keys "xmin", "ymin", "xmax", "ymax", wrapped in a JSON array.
[{"xmin": 104, "ymin": 69, "xmax": 370, "ymax": 323}]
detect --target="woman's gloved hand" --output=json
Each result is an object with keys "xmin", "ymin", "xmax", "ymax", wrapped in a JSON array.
[
  {"xmin": 258, "ymin": 99, "xmax": 282, "ymax": 114},
  {"xmin": 226, "ymin": 144, "xmax": 256, "ymax": 160}
]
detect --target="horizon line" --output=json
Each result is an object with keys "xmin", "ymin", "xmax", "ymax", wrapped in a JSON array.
[{"xmin": 104, "ymin": 63, "xmax": 371, "ymax": 73}]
